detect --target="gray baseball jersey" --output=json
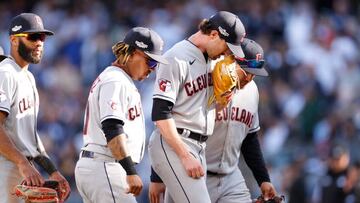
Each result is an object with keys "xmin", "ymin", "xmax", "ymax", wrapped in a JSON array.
[
  {"xmin": 149, "ymin": 40, "xmax": 215, "ymax": 203},
  {"xmin": 152, "ymin": 40, "xmax": 215, "ymax": 136},
  {"xmin": 206, "ymin": 80, "xmax": 259, "ymax": 203},
  {"xmin": 0, "ymin": 58, "xmax": 46, "ymax": 157},
  {"xmin": 75, "ymin": 66, "xmax": 145, "ymax": 203},
  {"xmin": 81, "ymin": 66, "xmax": 145, "ymax": 162},
  {"xmin": 0, "ymin": 58, "xmax": 46, "ymax": 203}
]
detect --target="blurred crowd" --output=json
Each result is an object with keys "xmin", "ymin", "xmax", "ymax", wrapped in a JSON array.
[{"xmin": 1, "ymin": 0, "xmax": 360, "ymax": 202}]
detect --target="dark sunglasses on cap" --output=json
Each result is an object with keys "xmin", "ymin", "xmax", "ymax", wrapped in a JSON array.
[
  {"xmin": 235, "ymin": 57, "xmax": 265, "ymax": 69},
  {"xmin": 13, "ymin": 33, "xmax": 46, "ymax": 42},
  {"xmin": 147, "ymin": 58, "xmax": 158, "ymax": 69}
]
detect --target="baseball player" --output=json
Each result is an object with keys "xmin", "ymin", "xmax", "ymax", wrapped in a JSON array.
[
  {"xmin": 205, "ymin": 38, "xmax": 277, "ymax": 203},
  {"xmin": 148, "ymin": 11, "xmax": 246, "ymax": 203},
  {"xmin": 149, "ymin": 39, "xmax": 278, "ymax": 203},
  {"xmin": 0, "ymin": 13, "xmax": 70, "ymax": 203},
  {"xmin": 74, "ymin": 27, "xmax": 168, "ymax": 203}
]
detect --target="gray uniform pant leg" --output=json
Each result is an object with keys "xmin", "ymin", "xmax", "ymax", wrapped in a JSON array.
[
  {"xmin": 0, "ymin": 155, "xmax": 24, "ymax": 203},
  {"xmin": 206, "ymin": 168, "xmax": 252, "ymax": 203},
  {"xmin": 75, "ymin": 157, "xmax": 137, "ymax": 203},
  {"xmin": 149, "ymin": 132, "xmax": 211, "ymax": 203}
]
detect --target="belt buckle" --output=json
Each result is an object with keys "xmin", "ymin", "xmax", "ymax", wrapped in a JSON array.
[{"xmin": 181, "ymin": 129, "xmax": 191, "ymax": 138}]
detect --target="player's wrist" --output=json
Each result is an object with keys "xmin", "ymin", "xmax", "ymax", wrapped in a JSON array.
[
  {"xmin": 118, "ymin": 156, "xmax": 137, "ymax": 175},
  {"xmin": 34, "ymin": 155, "xmax": 57, "ymax": 175}
]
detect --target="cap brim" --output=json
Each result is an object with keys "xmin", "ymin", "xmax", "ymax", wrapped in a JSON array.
[
  {"xmin": 145, "ymin": 52, "xmax": 169, "ymax": 64},
  {"xmin": 241, "ymin": 66, "xmax": 269, "ymax": 77},
  {"xmin": 227, "ymin": 43, "xmax": 244, "ymax": 58},
  {"xmin": 24, "ymin": 29, "xmax": 54, "ymax": 36}
]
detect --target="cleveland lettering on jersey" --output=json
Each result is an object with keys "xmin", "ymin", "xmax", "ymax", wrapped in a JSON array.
[
  {"xmin": 216, "ymin": 106, "xmax": 254, "ymax": 128},
  {"xmin": 128, "ymin": 102, "xmax": 142, "ymax": 120},
  {"xmin": 18, "ymin": 96, "xmax": 33, "ymax": 113},
  {"xmin": 184, "ymin": 73, "xmax": 213, "ymax": 96}
]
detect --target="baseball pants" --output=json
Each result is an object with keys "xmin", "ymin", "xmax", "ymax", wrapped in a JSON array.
[
  {"xmin": 149, "ymin": 131, "xmax": 211, "ymax": 203},
  {"xmin": 206, "ymin": 168, "xmax": 252, "ymax": 203},
  {"xmin": 75, "ymin": 152, "xmax": 137, "ymax": 203}
]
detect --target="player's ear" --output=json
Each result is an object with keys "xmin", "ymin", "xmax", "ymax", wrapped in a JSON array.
[
  {"xmin": 209, "ymin": 30, "xmax": 220, "ymax": 40},
  {"xmin": 127, "ymin": 51, "xmax": 136, "ymax": 63},
  {"xmin": 10, "ymin": 35, "xmax": 18, "ymax": 46}
]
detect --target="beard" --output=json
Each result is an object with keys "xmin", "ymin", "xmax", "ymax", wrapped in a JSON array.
[{"xmin": 18, "ymin": 39, "xmax": 42, "ymax": 64}]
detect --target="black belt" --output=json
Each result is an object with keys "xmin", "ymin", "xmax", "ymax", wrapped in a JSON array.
[
  {"xmin": 81, "ymin": 150, "xmax": 95, "ymax": 158},
  {"xmin": 207, "ymin": 171, "xmax": 219, "ymax": 176},
  {"xmin": 177, "ymin": 128, "xmax": 208, "ymax": 143},
  {"xmin": 80, "ymin": 150, "xmax": 138, "ymax": 164}
]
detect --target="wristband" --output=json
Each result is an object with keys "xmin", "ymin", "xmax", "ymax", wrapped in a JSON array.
[
  {"xmin": 34, "ymin": 155, "xmax": 57, "ymax": 175},
  {"xmin": 118, "ymin": 156, "xmax": 137, "ymax": 175}
]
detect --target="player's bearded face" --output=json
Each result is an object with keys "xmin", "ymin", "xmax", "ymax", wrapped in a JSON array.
[{"xmin": 18, "ymin": 39, "xmax": 42, "ymax": 64}]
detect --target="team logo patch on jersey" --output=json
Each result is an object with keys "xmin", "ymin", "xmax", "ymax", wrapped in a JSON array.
[
  {"xmin": 108, "ymin": 100, "xmax": 118, "ymax": 110},
  {"xmin": 158, "ymin": 79, "xmax": 172, "ymax": 92},
  {"xmin": 0, "ymin": 90, "xmax": 7, "ymax": 102}
]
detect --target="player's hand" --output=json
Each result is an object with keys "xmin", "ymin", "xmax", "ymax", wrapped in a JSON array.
[
  {"xmin": 149, "ymin": 182, "xmax": 166, "ymax": 203},
  {"xmin": 181, "ymin": 154, "xmax": 204, "ymax": 179},
  {"xmin": 126, "ymin": 175, "xmax": 143, "ymax": 196},
  {"xmin": 49, "ymin": 171, "xmax": 71, "ymax": 202},
  {"xmin": 17, "ymin": 159, "xmax": 45, "ymax": 186},
  {"xmin": 260, "ymin": 182, "xmax": 277, "ymax": 200}
]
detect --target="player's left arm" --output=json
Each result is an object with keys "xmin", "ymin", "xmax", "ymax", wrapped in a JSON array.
[
  {"xmin": 241, "ymin": 132, "xmax": 277, "ymax": 200},
  {"xmin": 103, "ymin": 118, "xmax": 143, "ymax": 196}
]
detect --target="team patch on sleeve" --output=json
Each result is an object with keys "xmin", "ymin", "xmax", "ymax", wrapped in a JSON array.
[
  {"xmin": 158, "ymin": 78, "xmax": 172, "ymax": 92},
  {"xmin": 107, "ymin": 100, "xmax": 118, "ymax": 110}
]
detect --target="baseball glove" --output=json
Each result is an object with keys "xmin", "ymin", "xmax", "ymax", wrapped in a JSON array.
[
  {"xmin": 13, "ymin": 180, "xmax": 61, "ymax": 203},
  {"xmin": 208, "ymin": 55, "xmax": 238, "ymax": 108},
  {"xmin": 254, "ymin": 195, "xmax": 285, "ymax": 203}
]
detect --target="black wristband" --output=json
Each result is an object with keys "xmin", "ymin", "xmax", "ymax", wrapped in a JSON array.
[
  {"xmin": 34, "ymin": 155, "xmax": 57, "ymax": 175},
  {"xmin": 118, "ymin": 156, "xmax": 137, "ymax": 175}
]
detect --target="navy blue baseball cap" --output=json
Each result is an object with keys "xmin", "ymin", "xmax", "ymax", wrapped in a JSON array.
[
  {"xmin": 236, "ymin": 38, "xmax": 269, "ymax": 77},
  {"xmin": 209, "ymin": 11, "xmax": 246, "ymax": 58},
  {"xmin": 9, "ymin": 13, "xmax": 54, "ymax": 35},
  {"xmin": 123, "ymin": 27, "xmax": 168, "ymax": 64}
]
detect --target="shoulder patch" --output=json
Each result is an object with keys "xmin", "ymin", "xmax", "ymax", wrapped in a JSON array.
[
  {"xmin": 158, "ymin": 79, "xmax": 172, "ymax": 92},
  {"xmin": 108, "ymin": 100, "xmax": 118, "ymax": 110}
]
